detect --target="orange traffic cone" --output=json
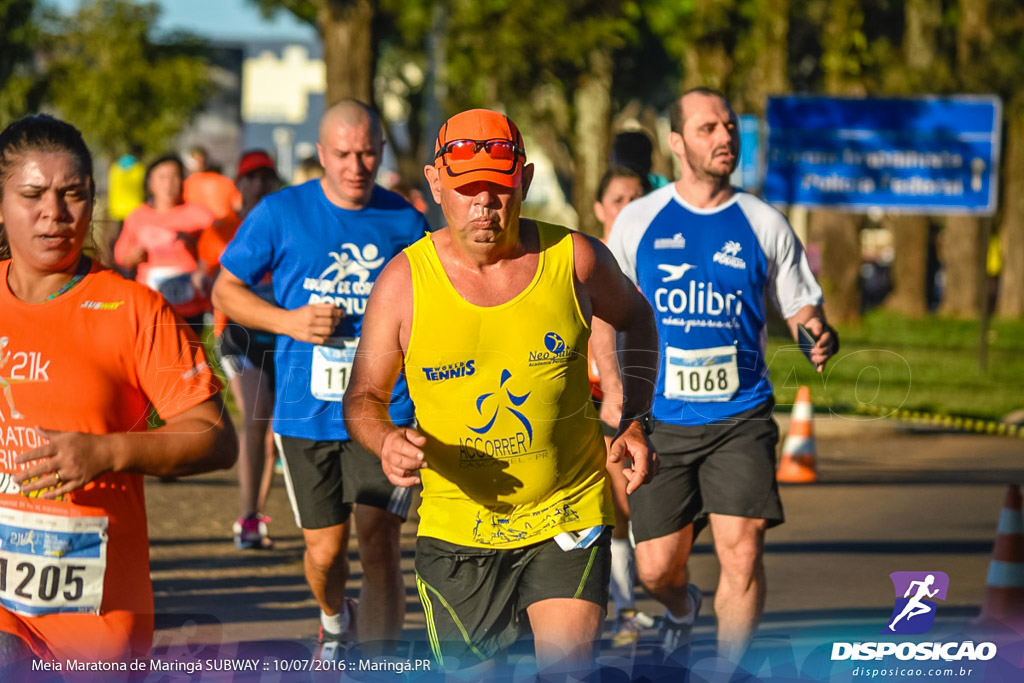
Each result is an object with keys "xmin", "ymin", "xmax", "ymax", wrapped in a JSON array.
[
  {"xmin": 776, "ymin": 386, "xmax": 818, "ymax": 483},
  {"xmin": 974, "ymin": 484, "xmax": 1024, "ymax": 631}
]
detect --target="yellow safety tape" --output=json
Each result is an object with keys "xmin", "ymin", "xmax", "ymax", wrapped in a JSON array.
[{"xmin": 848, "ymin": 403, "xmax": 1023, "ymax": 438}]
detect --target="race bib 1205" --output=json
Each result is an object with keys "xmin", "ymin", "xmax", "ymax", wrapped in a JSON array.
[{"xmin": 0, "ymin": 506, "xmax": 108, "ymax": 617}]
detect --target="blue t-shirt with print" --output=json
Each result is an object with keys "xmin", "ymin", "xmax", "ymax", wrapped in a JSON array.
[
  {"xmin": 609, "ymin": 186, "xmax": 823, "ymax": 426},
  {"xmin": 220, "ymin": 180, "xmax": 429, "ymax": 440}
]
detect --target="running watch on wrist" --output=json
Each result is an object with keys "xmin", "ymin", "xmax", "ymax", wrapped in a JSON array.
[{"xmin": 622, "ymin": 413, "xmax": 655, "ymax": 436}]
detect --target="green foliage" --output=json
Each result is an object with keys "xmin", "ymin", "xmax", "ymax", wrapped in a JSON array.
[
  {"xmin": 768, "ymin": 310, "xmax": 1024, "ymax": 420},
  {"xmin": 40, "ymin": 0, "xmax": 211, "ymax": 159},
  {"xmin": 0, "ymin": 0, "xmax": 46, "ymax": 121}
]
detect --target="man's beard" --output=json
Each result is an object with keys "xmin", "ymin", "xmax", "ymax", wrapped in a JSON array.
[{"xmin": 684, "ymin": 144, "xmax": 736, "ymax": 181}]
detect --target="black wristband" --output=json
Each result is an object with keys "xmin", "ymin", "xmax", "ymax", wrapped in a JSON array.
[{"xmin": 621, "ymin": 413, "xmax": 655, "ymax": 436}]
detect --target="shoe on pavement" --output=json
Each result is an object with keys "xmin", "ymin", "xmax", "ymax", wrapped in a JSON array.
[
  {"xmin": 315, "ymin": 597, "xmax": 358, "ymax": 661},
  {"xmin": 233, "ymin": 513, "xmax": 273, "ymax": 550},
  {"xmin": 658, "ymin": 583, "xmax": 702, "ymax": 662},
  {"xmin": 612, "ymin": 608, "xmax": 643, "ymax": 648}
]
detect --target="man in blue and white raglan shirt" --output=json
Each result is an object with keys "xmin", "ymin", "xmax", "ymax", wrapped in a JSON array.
[
  {"xmin": 212, "ymin": 100, "xmax": 429, "ymax": 660},
  {"xmin": 607, "ymin": 88, "xmax": 839, "ymax": 664}
]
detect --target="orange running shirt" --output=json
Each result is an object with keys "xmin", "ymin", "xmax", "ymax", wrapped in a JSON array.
[
  {"xmin": 197, "ymin": 214, "xmax": 241, "ymax": 336},
  {"xmin": 0, "ymin": 260, "xmax": 221, "ymax": 661},
  {"xmin": 183, "ymin": 172, "xmax": 240, "ymax": 221},
  {"xmin": 114, "ymin": 203, "xmax": 214, "ymax": 318},
  {"xmin": 197, "ymin": 215, "xmax": 274, "ymax": 337}
]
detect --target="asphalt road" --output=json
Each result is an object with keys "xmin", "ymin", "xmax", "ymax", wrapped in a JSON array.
[{"xmin": 142, "ymin": 421, "xmax": 1024, "ymax": 679}]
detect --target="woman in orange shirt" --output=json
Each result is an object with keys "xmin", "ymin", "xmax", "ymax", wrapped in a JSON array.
[
  {"xmin": 114, "ymin": 154, "xmax": 215, "ymax": 334},
  {"xmin": 0, "ymin": 114, "xmax": 236, "ymax": 672}
]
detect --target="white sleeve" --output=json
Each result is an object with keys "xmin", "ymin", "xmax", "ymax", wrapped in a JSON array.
[
  {"xmin": 736, "ymin": 193, "xmax": 823, "ymax": 319},
  {"xmin": 606, "ymin": 185, "xmax": 675, "ymax": 286}
]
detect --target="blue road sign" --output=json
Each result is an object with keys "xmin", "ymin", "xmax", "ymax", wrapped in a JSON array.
[
  {"xmin": 730, "ymin": 114, "xmax": 762, "ymax": 191},
  {"xmin": 764, "ymin": 96, "xmax": 1001, "ymax": 214}
]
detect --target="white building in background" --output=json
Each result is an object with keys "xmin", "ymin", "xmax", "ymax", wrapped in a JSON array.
[{"xmin": 237, "ymin": 42, "xmax": 325, "ymax": 182}]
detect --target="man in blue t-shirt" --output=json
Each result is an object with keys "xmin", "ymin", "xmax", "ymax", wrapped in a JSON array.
[
  {"xmin": 606, "ymin": 88, "xmax": 839, "ymax": 663},
  {"xmin": 212, "ymin": 100, "xmax": 429, "ymax": 659}
]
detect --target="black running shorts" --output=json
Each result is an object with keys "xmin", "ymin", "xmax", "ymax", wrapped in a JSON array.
[
  {"xmin": 629, "ymin": 399, "xmax": 783, "ymax": 544},
  {"xmin": 414, "ymin": 530, "xmax": 611, "ymax": 669},
  {"xmin": 215, "ymin": 323, "xmax": 276, "ymax": 384},
  {"xmin": 274, "ymin": 435, "xmax": 413, "ymax": 530}
]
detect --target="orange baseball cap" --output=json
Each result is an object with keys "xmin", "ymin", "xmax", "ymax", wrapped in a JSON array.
[{"xmin": 433, "ymin": 109, "xmax": 526, "ymax": 190}]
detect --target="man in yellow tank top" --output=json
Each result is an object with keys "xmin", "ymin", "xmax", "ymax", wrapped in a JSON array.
[{"xmin": 344, "ymin": 109, "xmax": 660, "ymax": 677}]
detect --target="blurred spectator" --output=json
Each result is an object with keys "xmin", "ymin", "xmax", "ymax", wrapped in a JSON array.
[
  {"xmin": 292, "ymin": 154, "xmax": 324, "ymax": 185},
  {"xmin": 198, "ymin": 150, "xmax": 281, "ymax": 551},
  {"xmin": 114, "ymin": 154, "xmax": 214, "ymax": 335},
  {"xmin": 183, "ymin": 145, "xmax": 241, "ymax": 221},
  {"xmin": 593, "ymin": 166, "xmax": 651, "ymax": 241},
  {"xmin": 389, "ymin": 177, "xmax": 428, "ymax": 214},
  {"xmin": 610, "ymin": 130, "xmax": 669, "ymax": 190},
  {"xmin": 107, "ymin": 149, "xmax": 145, "ymax": 221},
  {"xmin": 590, "ymin": 164, "xmax": 653, "ymax": 646}
]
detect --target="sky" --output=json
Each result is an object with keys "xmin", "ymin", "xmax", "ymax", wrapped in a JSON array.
[{"xmin": 51, "ymin": 0, "xmax": 318, "ymax": 42}]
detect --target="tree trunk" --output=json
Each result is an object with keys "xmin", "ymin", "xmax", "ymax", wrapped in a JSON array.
[
  {"xmin": 740, "ymin": 0, "xmax": 788, "ymax": 114},
  {"xmin": 939, "ymin": 216, "xmax": 984, "ymax": 317},
  {"xmin": 808, "ymin": 0, "xmax": 866, "ymax": 323},
  {"xmin": 572, "ymin": 48, "xmax": 613, "ymax": 238},
  {"xmin": 883, "ymin": 215, "xmax": 929, "ymax": 315},
  {"xmin": 318, "ymin": 0, "xmax": 374, "ymax": 106},
  {"xmin": 809, "ymin": 210, "xmax": 862, "ymax": 322},
  {"xmin": 905, "ymin": 0, "xmax": 942, "ymax": 74},
  {"xmin": 956, "ymin": 0, "xmax": 992, "ymax": 92},
  {"xmin": 873, "ymin": 0, "xmax": 939, "ymax": 316},
  {"xmin": 683, "ymin": 45, "xmax": 732, "ymax": 93},
  {"xmin": 997, "ymin": 100, "xmax": 1024, "ymax": 317}
]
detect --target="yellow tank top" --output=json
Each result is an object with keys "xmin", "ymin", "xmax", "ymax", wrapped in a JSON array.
[{"xmin": 404, "ymin": 221, "xmax": 613, "ymax": 548}]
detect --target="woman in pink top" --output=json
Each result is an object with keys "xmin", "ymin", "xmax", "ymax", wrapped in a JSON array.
[{"xmin": 114, "ymin": 154, "xmax": 214, "ymax": 333}]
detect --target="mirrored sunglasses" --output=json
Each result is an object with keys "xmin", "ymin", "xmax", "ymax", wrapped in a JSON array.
[{"xmin": 434, "ymin": 138, "xmax": 524, "ymax": 162}]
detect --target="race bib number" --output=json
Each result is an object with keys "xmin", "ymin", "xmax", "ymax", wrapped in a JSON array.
[
  {"xmin": 0, "ymin": 507, "xmax": 108, "ymax": 617},
  {"xmin": 145, "ymin": 266, "xmax": 195, "ymax": 306},
  {"xmin": 664, "ymin": 345, "xmax": 739, "ymax": 402},
  {"xmin": 311, "ymin": 338, "xmax": 358, "ymax": 401}
]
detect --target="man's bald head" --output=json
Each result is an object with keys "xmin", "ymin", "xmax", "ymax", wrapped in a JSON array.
[
  {"xmin": 319, "ymin": 99, "xmax": 383, "ymax": 147},
  {"xmin": 316, "ymin": 99, "xmax": 385, "ymax": 209},
  {"xmin": 669, "ymin": 87, "xmax": 730, "ymax": 135}
]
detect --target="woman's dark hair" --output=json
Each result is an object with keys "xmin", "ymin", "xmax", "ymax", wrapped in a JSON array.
[
  {"xmin": 0, "ymin": 114, "xmax": 95, "ymax": 260},
  {"xmin": 596, "ymin": 164, "xmax": 652, "ymax": 203},
  {"xmin": 143, "ymin": 153, "xmax": 185, "ymax": 205}
]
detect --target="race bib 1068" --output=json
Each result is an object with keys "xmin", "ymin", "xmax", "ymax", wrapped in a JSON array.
[
  {"xmin": 0, "ymin": 506, "xmax": 108, "ymax": 617},
  {"xmin": 311, "ymin": 338, "xmax": 359, "ymax": 401},
  {"xmin": 664, "ymin": 344, "xmax": 740, "ymax": 402}
]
